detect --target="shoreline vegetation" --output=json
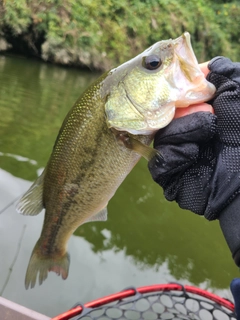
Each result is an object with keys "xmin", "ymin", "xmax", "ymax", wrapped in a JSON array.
[{"xmin": 0, "ymin": 0, "xmax": 239, "ymax": 71}]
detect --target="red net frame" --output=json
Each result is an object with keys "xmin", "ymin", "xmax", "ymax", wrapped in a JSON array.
[{"xmin": 52, "ymin": 283, "xmax": 235, "ymax": 320}]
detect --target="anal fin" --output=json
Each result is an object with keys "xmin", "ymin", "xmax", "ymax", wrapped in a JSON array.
[{"xmin": 83, "ymin": 207, "xmax": 108, "ymax": 224}]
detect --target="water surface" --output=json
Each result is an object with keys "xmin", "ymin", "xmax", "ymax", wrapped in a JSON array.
[{"xmin": 0, "ymin": 55, "xmax": 238, "ymax": 317}]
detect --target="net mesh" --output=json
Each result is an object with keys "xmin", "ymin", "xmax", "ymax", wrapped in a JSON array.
[{"xmin": 73, "ymin": 287, "xmax": 236, "ymax": 320}]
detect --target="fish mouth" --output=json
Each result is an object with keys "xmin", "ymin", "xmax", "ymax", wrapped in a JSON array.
[
  {"xmin": 173, "ymin": 32, "xmax": 216, "ymax": 107},
  {"xmin": 173, "ymin": 32, "xmax": 199, "ymax": 71}
]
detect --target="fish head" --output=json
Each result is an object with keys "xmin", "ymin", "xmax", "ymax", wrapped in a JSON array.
[{"xmin": 104, "ymin": 32, "xmax": 216, "ymax": 135}]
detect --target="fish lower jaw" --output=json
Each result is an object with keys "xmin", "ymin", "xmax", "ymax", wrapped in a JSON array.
[
  {"xmin": 117, "ymin": 117, "xmax": 175, "ymax": 135},
  {"xmin": 175, "ymin": 99, "xmax": 206, "ymax": 108},
  {"xmin": 127, "ymin": 128, "xmax": 159, "ymax": 135},
  {"xmin": 110, "ymin": 125, "xmax": 157, "ymax": 135},
  {"xmin": 175, "ymin": 88, "xmax": 216, "ymax": 107}
]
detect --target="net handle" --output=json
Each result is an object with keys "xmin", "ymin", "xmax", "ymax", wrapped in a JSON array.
[{"xmin": 51, "ymin": 283, "xmax": 235, "ymax": 320}]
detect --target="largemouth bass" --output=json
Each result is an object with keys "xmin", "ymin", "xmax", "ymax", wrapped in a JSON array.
[{"xmin": 17, "ymin": 32, "xmax": 215, "ymax": 289}]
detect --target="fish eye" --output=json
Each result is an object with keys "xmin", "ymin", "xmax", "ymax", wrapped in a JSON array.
[{"xmin": 142, "ymin": 55, "xmax": 162, "ymax": 70}]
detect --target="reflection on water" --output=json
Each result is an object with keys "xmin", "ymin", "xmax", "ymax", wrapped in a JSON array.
[
  {"xmin": 0, "ymin": 55, "xmax": 238, "ymax": 317},
  {"xmin": 0, "ymin": 55, "xmax": 97, "ymax": 180}
]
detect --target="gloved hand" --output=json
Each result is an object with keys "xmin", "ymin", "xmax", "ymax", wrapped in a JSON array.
[
  {"xmin": 148, "ymin": 57, "xmax": 240, "ymax": 265},
  {"xmin": 231, "ymin": 278, "xmax": 240, "ymax": 320}
]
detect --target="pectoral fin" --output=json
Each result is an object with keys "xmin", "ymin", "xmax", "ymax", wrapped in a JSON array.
[
  {"xmin": 16, "ymin": 170, "xmax": 45, "ymax": 216},
  {"xmin": 112, "ymin": 128, "xmax": 162, "ymax": 161},
  {"xmin": 126, "ymin": 136, "xmax": 162, "ymax": 161},
  {"xmin": 83, "ymin": 207, "xmax": 108, "ymax": 224}
]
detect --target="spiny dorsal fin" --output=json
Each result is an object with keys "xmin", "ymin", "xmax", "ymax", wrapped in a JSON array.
[{"xmin": 16, "ymin": 170, "xmax": 45, "ymax": 216}]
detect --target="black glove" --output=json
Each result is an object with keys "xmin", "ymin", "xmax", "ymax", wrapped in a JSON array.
[
  {"xmin": 231, "ymin": 278, "xmax": 240, "ymax": 320},
  {"xmin": 148, "ymin": 57, "xmax": 240, "ymax": 265}
]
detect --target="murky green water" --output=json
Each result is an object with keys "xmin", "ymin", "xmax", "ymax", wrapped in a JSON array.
[{"xmin": 0, "ymin": 54, "xmax": 238, "ymax": 317}]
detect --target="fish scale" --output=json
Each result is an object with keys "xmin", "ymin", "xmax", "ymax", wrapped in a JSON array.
[
  {"xmin": 16, "ymin": 32, "xmax": 216, "ymax": 289},
  {"xmin": 44, "ymin": 78, "xmax": 146, "ymax": 240}
]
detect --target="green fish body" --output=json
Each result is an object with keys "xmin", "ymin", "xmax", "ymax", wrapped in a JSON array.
[{"xmin": 17, "ymin": 32, "xmax": 215, "ymax": 289}]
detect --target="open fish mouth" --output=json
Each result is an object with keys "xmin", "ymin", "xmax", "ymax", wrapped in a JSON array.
[
  {"xmin": 173, "ymin": 32, "xmax": 216, "ymax": 107},
  {"xmin": 173, "ymin": 32, "xmax": 199, "ymax": 71}
]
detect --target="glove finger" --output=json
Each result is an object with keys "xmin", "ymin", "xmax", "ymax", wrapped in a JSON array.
[
  {"xmin": 208, "ymin": 56, "xmax": 240, "ymax": 84},
  {"xmin": 210, "ymin": 88, "xmax": 240, "ymax": 145},
  {"xmin": 153, "ymin": 112, "xmax": 217, "ymax": 146},
  {"xmin": 204, "ymin": 57, "xmax": 240, "ymax": 141},
  {"xmin": 163, "ymin": 172, "xmax": 208, "ymax": 215},
  {"xmin": 149, "ymin": 142, "xmax": 199, "ymax": 180},
  {"xmin": 161, "ymin": 145, "xmax": 215, "ymax": 215}
]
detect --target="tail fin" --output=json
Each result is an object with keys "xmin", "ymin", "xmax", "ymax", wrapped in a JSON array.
[{"xmin": 25, "ymin": 242, "xmax": 70, "ymax": 289}]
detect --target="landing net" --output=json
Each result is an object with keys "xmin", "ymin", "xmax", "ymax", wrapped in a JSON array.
[{"xmin": 52, "ymin": 283, "xmax": 236, "ymax": 320}]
